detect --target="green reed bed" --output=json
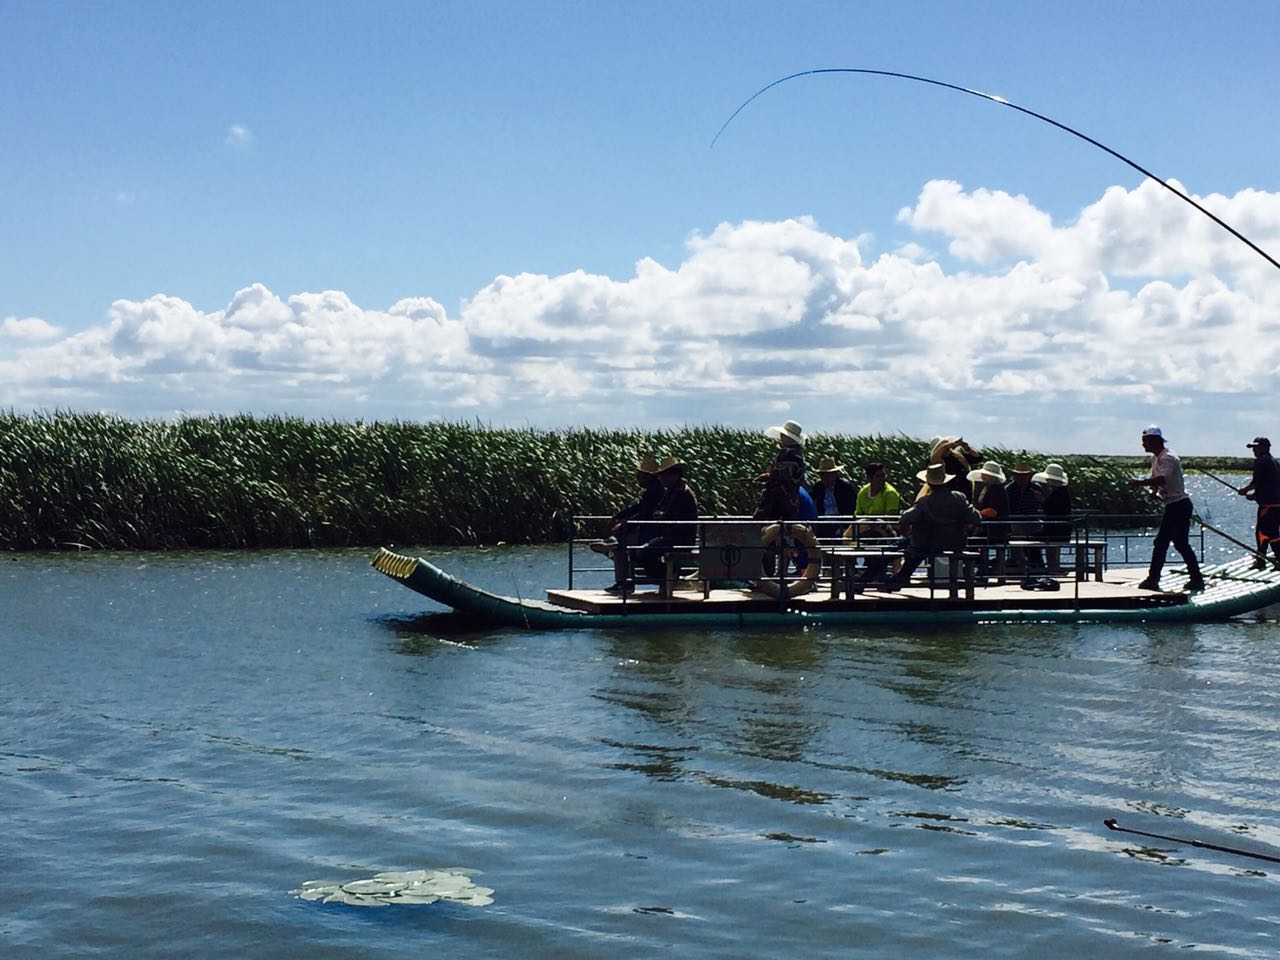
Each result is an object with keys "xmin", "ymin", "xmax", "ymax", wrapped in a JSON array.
[{"xmin": 0, "ymin": 412, "xmax": 1155, "ymax": 550}]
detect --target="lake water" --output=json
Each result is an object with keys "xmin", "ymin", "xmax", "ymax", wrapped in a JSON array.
[{"xmin": 4, "ymin": 475, "xmax": 1280, "ymax": 958}]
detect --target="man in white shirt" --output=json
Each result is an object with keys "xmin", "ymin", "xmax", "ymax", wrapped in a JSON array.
[{"xmin": 1128, "ymin": 425, "xmax": 1205, "ymax": 592}]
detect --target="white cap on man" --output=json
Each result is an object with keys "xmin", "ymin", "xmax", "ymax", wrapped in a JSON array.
[{"xmin": 1141, "ymin": 424, "xmax": 1163, "ymax": 438}]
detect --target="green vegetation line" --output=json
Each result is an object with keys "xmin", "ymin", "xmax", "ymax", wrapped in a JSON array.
[{"xmin": 0, "ymin": 412, "xmax": 1158, "ymax": 551}]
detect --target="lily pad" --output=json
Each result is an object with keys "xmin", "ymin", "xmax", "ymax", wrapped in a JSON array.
[{"xmin": 291, "ymin": 867, "xmax": 494, "ymax": 908}]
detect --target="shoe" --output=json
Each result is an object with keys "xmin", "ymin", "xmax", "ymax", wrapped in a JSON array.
[
  {"xmin": 604, "ymin": 582, "xmax": 632, "ymax": 597},
  {"xmin": 1253, "ymin": 557, "xmax": 1267, "ymax": 571},
  {"xmin": 1136, "ymin": 578, "xmax": 1162, "ymax": 591},
  {"xmin": 1186, "ymin": 577, "xmax": 1206, "ymax": 592},
  {"xmin": 590, "ymin": 538, "xmax": 617, "ymax": 557}
]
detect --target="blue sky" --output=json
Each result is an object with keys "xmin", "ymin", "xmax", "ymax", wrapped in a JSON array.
[{"xmin": 3, "ymin": 1, "xmax": 1279, "ymax": 453}]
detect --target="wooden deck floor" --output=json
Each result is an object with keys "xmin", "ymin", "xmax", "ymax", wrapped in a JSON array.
[{"xmin": 546, "ymin": 570, "xmax": 1189, "ymax": 615}]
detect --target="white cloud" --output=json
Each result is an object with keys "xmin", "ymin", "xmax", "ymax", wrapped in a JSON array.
[
  {"xmin": 2, "ymin": 315, "xmax": 61, "ymax": 341},
  {"xmin": 2, "ymin": 180, "xmax": 1279, "ymax": 452},
  {"xmin": 225, "ymin": 123, "xmax": 253, "ymax": 148}
]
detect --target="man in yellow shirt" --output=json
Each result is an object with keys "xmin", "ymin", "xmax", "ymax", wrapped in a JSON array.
[{"xmin": 855, "ymin": 462, "xmax": 900, "ymax": 516}]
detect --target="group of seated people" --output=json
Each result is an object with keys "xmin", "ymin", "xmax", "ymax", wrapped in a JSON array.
[{"xmin": 591, "ymin": 422, "xmax": 1075, "ymax": 595}]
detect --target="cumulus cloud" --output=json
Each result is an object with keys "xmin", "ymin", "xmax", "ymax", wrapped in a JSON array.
[
  {"xmin": 2, "ymin": 180, "xmax": 1278, "ymax": 452},
  {"xmin": 2, "ymin": 315, "xmax": 61, "ymax": 340}
]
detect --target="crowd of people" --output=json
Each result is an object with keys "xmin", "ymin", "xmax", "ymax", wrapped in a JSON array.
[{"xmin": 590, "ymin": 420, "xmax": 1280, "ymax": 596}]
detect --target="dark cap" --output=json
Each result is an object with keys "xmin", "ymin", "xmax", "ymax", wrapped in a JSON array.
[{"xmin": 1248, "ymin": 437, "xmax": 1271, "ymax": 448}]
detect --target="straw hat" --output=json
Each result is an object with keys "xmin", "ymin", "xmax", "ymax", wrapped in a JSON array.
[
  {"xmin": 653, "ymin": 455, "xmax": 687, "ymax": 474},
  {"xmin": 929, "ymin": 435, "xmax": 962, "ymax": 463},
  {"xmin": 966, "ymin": 460, "xmax": 1006, "ymax": 483},
  {"xmin": 915, "ymin": 463, "xmax": 955, "ymax": 486},
  {"xmin": 1032, "ymin": 463, "xmax": 1069, "ymax": 487},
  {"xmin": 816, "ymin": 456, "xmax": 844, "ymax": 474},
  {"xmin": 765, "ymin": 420, "xmax": 806, "ymax": 446},
  {"xmin": 1010, "ymin": 462, "xmax": 1034, "ymax": 476},
  {"xmin": 635, "ymin": 455, "xmax": 661, "ymax": 475}
]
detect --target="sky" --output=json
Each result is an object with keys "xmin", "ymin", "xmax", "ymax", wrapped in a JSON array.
[{"xmin": 2, "ymin": 1, "xmax": 1279, "ymax": 454}]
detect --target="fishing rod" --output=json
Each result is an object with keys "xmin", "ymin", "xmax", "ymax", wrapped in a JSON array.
[
  {"xmin": 1104, "ymin": 818, "xmax": 1280, "ymax": 864},
  {"xmin": 712, "ymin": 68, "xmax": 1280, "ymax": 274},
  {"xmin": 1192, "ymin": 465, "xmax": 1244, "ymax": 495},
  {"xmin": 1085, "ymin": 455, "xmax": 1266, "ymax": 565}
]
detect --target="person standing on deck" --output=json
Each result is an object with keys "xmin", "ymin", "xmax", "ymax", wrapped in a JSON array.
[
  {"xmin": 1237, "ymin": 437, "xmax": 1280, "ymax": 569},
  {"xmin": 1129, "ymin": 425, "xmax": 1205, "ymax": 592},
  {"xmin": 765, "ymin": 420, "xmax": 808, "ymax": 484},
  {"xmin": 928, "ymin": 436, "xmax": 983, "ymax": 502}
]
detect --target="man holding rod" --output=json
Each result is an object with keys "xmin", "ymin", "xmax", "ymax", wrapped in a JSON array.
[
  {"xmin": 1129, "ymin": 425, "xmax": 1205, "ymax": 592},
  {"xmin": 1238, "ymin": 436, "xmax": 1280, "ymax": 569}
]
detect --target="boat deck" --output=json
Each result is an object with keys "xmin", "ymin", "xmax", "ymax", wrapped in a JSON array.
[{"xmin": 546, "ymin": 569, "xmax": 1191, "ymax": 615}]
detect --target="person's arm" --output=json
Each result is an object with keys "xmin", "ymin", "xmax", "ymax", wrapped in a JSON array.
[
  {"xmin": 1239, "ymin": 462, "xmax": 1262, "ymax": 496},
  {"xmin": 1129, "ymin": 453, "xmax": 1166, "ymax": 489}
]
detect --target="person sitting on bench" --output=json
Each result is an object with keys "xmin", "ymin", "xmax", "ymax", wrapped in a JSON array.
[
  {"xmin": 882, "ymin": 463, "xmax": 981, "ymax": 590},
  {"xmin": 619, "ymin": 456, "xmax": 699, "ymax": 595}
]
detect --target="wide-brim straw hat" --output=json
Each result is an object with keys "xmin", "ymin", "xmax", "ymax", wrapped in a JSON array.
[
  {"xmin": 816, "ymin": 455, "xmax": 844, "ymax": 474},
  {"xmin": 929, "ymin": 435, "xmax": 962, "ymax": 463},
  {"xmin": 966, "ymin": 460, "xmax": 1006, "ymax": 483},
  {"xmin": 915, "ymin": 463, "xmax": 955, "ymax": 486},
  {"xmin": 1033, "ymin": 462, "xmax": 1069, "ymax": 487},
  {"xmin": 635, "ymin": 455, "xmax": 661, "ymax": 475},
  {"xmin": 765, "ymin": 420, "xmax": 805, "ymax": 446},
  {"xmin": 653, "ymin": 455, "xmax": 687, "ymax": 474}
]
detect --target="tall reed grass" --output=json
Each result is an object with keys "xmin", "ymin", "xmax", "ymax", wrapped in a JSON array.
[{"xmin": 0, "ymin": 412, "xmax": 1155, "ymax": 550}]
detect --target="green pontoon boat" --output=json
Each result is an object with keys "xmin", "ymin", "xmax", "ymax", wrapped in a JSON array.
[{"xmin": 371, "ymin": 516, "xmax": 1280, "ymax": 629}]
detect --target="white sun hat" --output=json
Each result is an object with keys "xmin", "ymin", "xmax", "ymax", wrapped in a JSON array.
[
  {"xmin": 765, "ymin": 420, "xmax": 805, "ymax": 446},
  {"xmin": 1033, "ymin": 463, "xmax": 1069, "ymax": 487},
  {"xmin": 966, "ymin": 461, "xmax": 1006, "ymax": 483}
]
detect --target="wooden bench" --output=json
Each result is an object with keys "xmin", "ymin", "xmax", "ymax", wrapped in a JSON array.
[
  {"xmin": 624, "ymin": 543, "xmax": 700, "ymax": 599},
  {"xmin": 1001, "ymin": 539, "xmax": 1107, "ymax": 582},
  {"xmin": 827, "ymin": 548, "xmax": 980, "ymax": 599},
  {"xmin": 920, "ymin": 550, "xmax": 981, "ymax": 599}
]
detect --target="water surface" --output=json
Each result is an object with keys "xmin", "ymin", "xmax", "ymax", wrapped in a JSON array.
[{"xmin": 3, "ymin": 476, "xmax": 1279, "ymax": 958}]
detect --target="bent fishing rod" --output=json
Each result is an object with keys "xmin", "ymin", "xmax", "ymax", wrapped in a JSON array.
[
  {"xmin": 1104, "ymin": 818, "xmax": 1280, "ymax": 864},
  {"xmin": 712, "ymin": 68, "xmax": 1280, "ymax": 274}
]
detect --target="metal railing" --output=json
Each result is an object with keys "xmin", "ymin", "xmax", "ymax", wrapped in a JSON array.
[{"xmin": 566, "ymin": 511, "xmax": 1212, "ymax": 597}]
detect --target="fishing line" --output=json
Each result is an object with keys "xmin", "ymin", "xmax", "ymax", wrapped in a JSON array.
[
  {"xmin": 712, "ymin": 68, "xmax": 1280, "ymax": 273},
  {"xmin": 1104, "ymin": 818, "xmax": 1280, "ymax": 864}
]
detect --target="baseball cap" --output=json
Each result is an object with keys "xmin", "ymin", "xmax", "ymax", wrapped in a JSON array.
[
  {"xmin": 1247, "ymin": 436, "xmax": 1271, "ymax": 448},
  {"xmin": 1141, "ymin": 425, "xmax": 1163, "ymax": 438}
]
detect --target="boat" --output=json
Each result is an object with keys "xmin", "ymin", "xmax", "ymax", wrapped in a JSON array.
[{"xmin": 370, "ymin": 520, "xmax": 1280, "ymax": 628}]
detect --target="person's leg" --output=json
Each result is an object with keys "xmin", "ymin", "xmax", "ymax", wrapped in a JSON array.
[
  {"xmin": 1257, "ymin": 504, "xmax": 1280, "ymax": 566},
  {"xmin": 612, "ymin": 524, "xmax": 639, "ymax": 588},
  {"xmin": 638, "ymin": 536, "xmax": 673, "ymax": 581},
  {"xmin": 887, "ymin": 549, "xmax": 925, "ymax": 585},
  {"xmin": 1144, "ymin": 504, "xmax": 1175, "ymax": 585},
  {"xmin": 1167, "ymin": 499, "xmax": 1202, "ymax": 584}
]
